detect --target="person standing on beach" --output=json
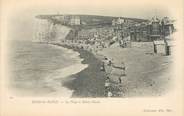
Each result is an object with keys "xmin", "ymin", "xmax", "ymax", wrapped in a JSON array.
[
  {"xmin": 107, "ymin": 91, "xmax": 113, "ymax": 97},
  {"xmin": 105, "ymin": 76, "xmax": 112, "ymax": 97},
  {"xmin": 118, "ymin": 62, "xmax": 126, "ymax": 84},
  {"xmin": 118, "ymin": 77, "xmax": 122, "ymax": 84},
  {"xmin": 121, "ymin": 62, "xmax": 126, "ymax": 76},
  {"xmin": 105, "ymin": 77, "xmax": 110, "ymax": 90},
  {"xmin": 105, "ymin": 58, "xmax": 113, "ymax": 77},
  {"xmin": 100, "ymin": 61, "xmax": 105, "ymax": 71}
]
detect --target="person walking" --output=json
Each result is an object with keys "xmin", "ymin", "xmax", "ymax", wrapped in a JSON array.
[
  {"xmin": 121, "ymin": 62, "xmax": 126, "ymax": 76},
  {"xmin": 118, "ymin": 77, "xmax": 122, "ymax": 84},
  {"xmin": 118, "ymin": 62, "xmax": 126, "ymax": 84}
]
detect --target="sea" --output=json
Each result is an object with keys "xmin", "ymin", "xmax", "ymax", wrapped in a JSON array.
[{"xmin": 9, "ymin": 40, "xmax": 88, "ymax": 97}]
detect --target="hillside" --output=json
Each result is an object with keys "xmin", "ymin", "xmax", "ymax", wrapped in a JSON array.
[{"xmin": 35, "ymin": 14, "xmax": 148, "ymax": 28}]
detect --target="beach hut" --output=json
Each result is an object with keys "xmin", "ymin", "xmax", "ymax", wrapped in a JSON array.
[
  {"xmin": 153, "ymin": 40, "xmax": 166, "ymax": 55},
  {"xmin": 165, "ymin": 33, "xmax": 176, "ymax": 55},
  {"xmin": 165, "ymin": 39, "xmax": 175, "ymax": 55},
  {"xmin": 153, "ymin": 39, "xmax": 174, "ymax": 55}
]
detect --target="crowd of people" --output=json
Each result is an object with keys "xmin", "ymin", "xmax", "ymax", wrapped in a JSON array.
[{"xmin": 60, "ymin": 32, "xmax": 127, "ymax": 97}]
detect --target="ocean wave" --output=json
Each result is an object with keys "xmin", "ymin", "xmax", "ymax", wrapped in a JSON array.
[
  {"xmin": 10, "ymin": 41, "xmax": 88, "ymax": 97},
  {"xmin": 41, "ymin": 44, "xmax": 88, "ymax": 97},
  {"xmin": 49, "ymin": 44, "xmax": 82, "ymax": 62},
  {"xmin": 44, "ymin": 63, "xmax": 88, "ymax": 97}
]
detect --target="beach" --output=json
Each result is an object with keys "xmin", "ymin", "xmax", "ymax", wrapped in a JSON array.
[
  {"xmin": 98, "ymin": 42, "xmax": 173, "ymax": 97},
  {"xmin": 55, "ymin": 44, "xmax": 107, "ymax": 98},
  {"xmin": 59, "ymin": 41, "xmax": 173, "ymax": 97},
  {"xmin": 9, "ymin": 40, "xmax": 173, "ymax": 98},
  {"xmin": 53, "ymin": 41, "xmax": 173, "ymax": 98}
]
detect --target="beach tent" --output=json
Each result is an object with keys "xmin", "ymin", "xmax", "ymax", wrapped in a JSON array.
[
  {"xmin": 153, "ymin": 32, "xmax": 176, "ymax": 55},
  {"xmin": 165, "ymin": 39, "xmax": 175, "ymax": 55},
  {"xmin": 153, "ymin": 39, "xmax": 174, "ymax": 55},
  {"xmin": 153, "ymin": 40, "xmax": 166, "ymax": 55}
]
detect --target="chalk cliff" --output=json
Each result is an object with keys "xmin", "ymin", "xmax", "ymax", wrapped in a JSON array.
[{"xmin": 33, "ymin": 18, "xmax": 71, "ymax": 43}]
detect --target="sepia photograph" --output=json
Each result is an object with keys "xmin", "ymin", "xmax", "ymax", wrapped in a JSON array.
[
  {"xmin": 1, "ymin": 0, "xmax": 183, "ymax": 116},
  {"xmin": 9, "ymin": 12, "xmax": 175, "ymax": 98}
]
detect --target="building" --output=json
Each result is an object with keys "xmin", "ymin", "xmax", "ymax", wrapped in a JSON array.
[
  {"xmin": 130, "ymin": 16, "xmax": 175, "ymax": 42},
  {"xmin": 112, "ymin": 17, "xmax": 135, "ymax": 26},
  {"xmin": 69, "ymin": 16, "xmax": 81, "ymax": 25},
  {"xmin": 112, "ymin": 17, "xmax": 124, "ymax": 25},
  {"xmin": 161, "ymin": 17, "xmax": 175, "ymax": 36},
  {"xmin": 149, "ymin": 16, "xmax": 161, "ymax": 40},
  {"xmin": 130, "ymin": 23, "xmax": 151, "ymax": 42}
]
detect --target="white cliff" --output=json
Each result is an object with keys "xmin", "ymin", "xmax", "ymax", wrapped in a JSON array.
[{"xmin": 33, "ymin": 18, "xmax": 71, "ymax": 43}]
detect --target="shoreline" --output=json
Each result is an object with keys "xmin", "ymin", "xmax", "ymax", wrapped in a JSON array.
[
  {"xmin": 11, "ymin": 40, "xmax": 172, "ymax": 97},
  {"xmin": 53, "ymin": 43, "xmax": 107, "ymax": 98},
  {"xmin": 51, "ymin": 42, "xmax": 172, "ymax": 98}
]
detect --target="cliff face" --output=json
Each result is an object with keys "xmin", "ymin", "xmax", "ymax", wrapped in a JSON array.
[
  {"xmin": 53, "ymin": 24, "xmax": 72, "ymax": 42},
  {"xmin": 33, "ymin": 18, "xmax": 71, "ymax": 43}
]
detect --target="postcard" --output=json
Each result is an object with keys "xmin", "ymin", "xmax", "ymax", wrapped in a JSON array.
[{"xmin": 0, "ymin": 0, "xmax": 183, "ymax": 116}]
